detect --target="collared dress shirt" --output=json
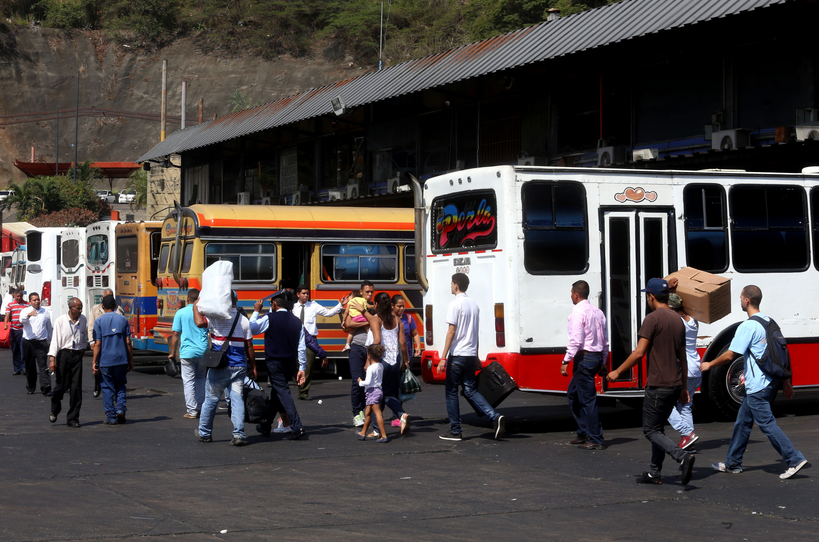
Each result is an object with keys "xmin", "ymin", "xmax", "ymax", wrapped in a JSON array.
[
  {"xmin": 249, "ymin": 309, "xmax": 307, "ymax": 371},
  {"xmin": 48, "ymin": 314, "xmax": 89, "ymax": 358},
  {"xmin": 19, "ymin": 306, "xmax": 52, "ymax": 341},
  {"xmin": 564, "ymin": 299, "xmax": 609, "ymax": 363},
  {"xmin": 291, "ymin": 300, "xmax": 343, "ymax": 337}
]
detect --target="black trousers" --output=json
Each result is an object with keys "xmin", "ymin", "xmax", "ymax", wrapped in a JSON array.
[
  {"xmin": 51, "ymin": 349, "xmax": 85, "ymax": 423},
  {"xmin": 263, "ymin": 357, "xmax": 303, "ymax": 431},
  {"xmin": 24, "ymin": 339, "xmax": 51, "ymax": 392},
  {"xmin": 297, "ymin": 343, "xmax": 317, "ymax": 398},
  {"xmin": 643, "ymin": 385, "xmax": 687, "ymax": 475}
]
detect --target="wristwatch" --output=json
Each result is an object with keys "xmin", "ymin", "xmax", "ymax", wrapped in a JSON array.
[{"xmin": 561, "ymin": 360, "xmax": 570, "ymax": 365}]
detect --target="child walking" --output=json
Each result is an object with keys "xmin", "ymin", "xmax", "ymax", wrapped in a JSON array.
[{"xmin": 356, "ymin": 344, "xmax": 388, "ymax": 443}]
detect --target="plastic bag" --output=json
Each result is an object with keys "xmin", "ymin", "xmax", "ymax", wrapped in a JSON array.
[
  {"xmin": 197, "ymin": 260, "xmax": 234, "ymax": 319},
  {"xmin": 400, "ymin": 368, "xmax": 422, "ymax": 395}
]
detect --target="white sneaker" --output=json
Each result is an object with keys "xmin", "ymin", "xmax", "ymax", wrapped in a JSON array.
[
  {"xmin": 341, "ymin": 344, "xmax": 351, "ymax": 353},
  {"xmin": 272, "ymin": 419, "xmax": 292, "ymax": 434},
  {"xmin": 353, "ymin": 411, "xmax": 365, "ymax": 426},
  {"xmin": 780, "ymin": 459, "xmax": 808, "ymax": 480}
]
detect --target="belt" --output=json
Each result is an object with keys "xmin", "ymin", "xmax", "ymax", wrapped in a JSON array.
[{"xmin": 577, "ymin": 350, "xmax": 603, "ymax": 355}]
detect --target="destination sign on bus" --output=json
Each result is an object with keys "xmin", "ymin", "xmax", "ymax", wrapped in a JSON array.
[{"xmin": 432, "ymin": 190, "xmax": 497, "ymax": 252}]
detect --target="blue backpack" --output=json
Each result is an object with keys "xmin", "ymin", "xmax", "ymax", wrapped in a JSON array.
[{"xmin": 747, "ymin": 316, "xmax": 792, "ymax": 381}]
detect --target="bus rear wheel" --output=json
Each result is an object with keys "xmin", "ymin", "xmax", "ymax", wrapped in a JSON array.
[{"xmin": 707, "ymin": 346, "xmax": 745, "ymax": 421}]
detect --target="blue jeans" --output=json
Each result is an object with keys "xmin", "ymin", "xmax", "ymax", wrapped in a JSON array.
[
  {"xmin": 726, "ymin": 383, "xmax": 806, "ymax": 469},
  {"xmin": 100, "ymin": 365, "xmax": 128, "ymax": 421},
  {"xmin": 668, "ymin": 375, "xmax": 701, "ymax": 437},
  {"xmin": 349, "ymin": 344, "xmax": 367, "ymax": 415},
  {"xmin": 445, "ymin": 356, "xmax": 499, "ymax": 435},
  {"xmin": 11, "ymin": 328, "xmax": 24, "ymax": 372},
  {"xmin": 199, "ymin": 366, "xmax": 247, "ymax": 439},
  {"xmin": 567, "ymin": 352, "xmax": 604, "ymax": 444},
  {"xmin": 382, "ymin": 360, "xmax": 405, "ymax": 419}
]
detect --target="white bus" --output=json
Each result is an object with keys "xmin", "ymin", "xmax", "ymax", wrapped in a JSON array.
[
  {"xmin": 9, "ymin": 246, "xmax": 26, "ymax": 291},
  {"xmin": 25, "ymin": 227, "xmax": 64, "ymax": 318},
  {"xmin": 418, "ymin": 165, "xmax": 819, "ymax": 418},
  {"xmin": 85, "ymin": 220, "xmax": 121, "ymax": 307},
  {"xmin": 60, "ymin": 227, "xmax": 86, "ymax": 312}
]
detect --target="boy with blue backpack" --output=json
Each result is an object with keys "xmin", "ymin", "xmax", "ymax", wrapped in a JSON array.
[{"xmin": 702, "ymin": 285, "xmax": 808, "ymax": 480}]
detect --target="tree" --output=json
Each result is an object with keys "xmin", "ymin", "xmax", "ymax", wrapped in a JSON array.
[
  {"xmin": 126, "ymin": 168, "xmax": 148, "ymax": 210},
  {"xmin": 5, "ymin": 169, "xmax": 102, "ymax": 223}
]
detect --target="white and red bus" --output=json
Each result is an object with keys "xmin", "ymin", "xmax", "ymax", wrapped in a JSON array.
[{"xmin": 418, "ymin": 165, "xmax": 819, "ymax": 417}]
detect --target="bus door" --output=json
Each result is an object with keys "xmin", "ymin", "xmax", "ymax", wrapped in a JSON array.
[
  {"xmin": 602, "ymin": 210, "xmax": 675, "ymax": 391},
  {"xmin": 280, "ymin": 242, "xmax": 310, "ymax": 290}
]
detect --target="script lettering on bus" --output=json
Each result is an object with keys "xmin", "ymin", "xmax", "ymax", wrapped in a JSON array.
[
  {"xmin": 164, "ymin": 221, "xmax": 194, "ymax": 237},
  {"xmin": 435, "ymin": 198, "xmax": 496, "ymax": 249}
]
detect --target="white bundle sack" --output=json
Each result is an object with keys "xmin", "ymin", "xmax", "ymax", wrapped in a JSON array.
[{"xmin": 197, "ymin": 260, "xmax": 234, "ymax": 319}]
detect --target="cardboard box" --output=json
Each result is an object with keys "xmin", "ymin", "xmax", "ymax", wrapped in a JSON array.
[{"xmin": 664, "ymin": 267, "xmax": 731, "ymax": 324}]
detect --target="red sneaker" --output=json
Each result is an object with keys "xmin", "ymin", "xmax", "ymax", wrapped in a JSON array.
[{"xmin": 678, "ymin": 433, "xmax": 699, "ymax": 450}]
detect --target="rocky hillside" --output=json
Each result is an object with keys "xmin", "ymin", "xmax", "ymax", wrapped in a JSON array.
[{"xmin": 0, "ymin": 27, "xmax": 352, "ymax": 186}]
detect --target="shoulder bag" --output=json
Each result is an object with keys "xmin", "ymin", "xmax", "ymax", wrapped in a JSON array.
[{"xmin": 201, "ymin": 313, "xmax": 241, "ymax": 369}]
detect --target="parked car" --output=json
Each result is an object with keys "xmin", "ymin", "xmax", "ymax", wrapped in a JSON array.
[
  {"xmin": 0, "ymin": 190, "xmax": 14, "ymax": 202},
  {"xmin": 118, "ymin": 189, "xmax": 137, "ymax": 204},
  {"xmin": 96, "ymin": 190, "xmax": 116, "ymax": 204}
]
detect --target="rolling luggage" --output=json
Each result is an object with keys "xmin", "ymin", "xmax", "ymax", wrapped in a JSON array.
[
  {"xmin": 476, "ymin": 361, "xmax": 517, "ymax": 408},
  {"xmin": 0, "ymin": 325, "xmax": 9, "ymax": 348}
]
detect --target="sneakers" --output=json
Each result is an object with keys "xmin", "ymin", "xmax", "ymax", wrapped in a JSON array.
[
  {"xmin": 230, "ymin": 437, "xmax": 248, "ymax": 447},
  {"xmin": 49, "ymin": 413, "xmax": 57, "ymax": 423},
  {"xmin": 194, "ymin": 427, "xmax": 212, "ymax": 443},
  {"xmin": 391, "ymin": 419, "xmax": 402, "ymax": 427},
  {"xmin": 678, "ymin": 433, "xmax": 699, "ymax": 450},
  {"xmin": 711, "ymin": 462, "xmax": 742, "ymax": 474},
  {"xmin": 353, "ymin": 411, "xmax": 365, "ymax": 426},
  {"xmin": 183, "ymin": 413, "xmax": 198, "ymax": 419},
  {"xmin": 637, "ymin": 472, "xmax": 662, "ymax": 484},
  {"xmin": 680, "ymin": 453, "xmax": 695, "ymax": 485},
  {"xmin": 400, "ymin": 413, "xmax": 410, "ymax": 436},
  {"xmin": 272, "ymin": 419, "xmax": 292, "ymax": 434},
  {"xmin": 439, "ymin": 431, "xmax": 463, "ymax": 441},
  {"xmin": 341, "ymin": 344, "xmax": 351, "ymax": 353},
  {"xmin": 780, "ymin": 459, "xmax": 808, "ymax": 480},
  {"xmin": 494, "ymin": 414, "xmax": 506, "ymax": 440}
]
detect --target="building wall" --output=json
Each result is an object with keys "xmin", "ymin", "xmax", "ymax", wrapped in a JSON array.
[{"xmin": 147, "ymin": 154, "xmax": 181, "ymax": 221}]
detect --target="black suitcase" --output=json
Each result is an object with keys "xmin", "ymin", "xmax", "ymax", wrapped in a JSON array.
[{"xmin": 476, "ymin": 361, "xmax": 517, "ymax": 408}]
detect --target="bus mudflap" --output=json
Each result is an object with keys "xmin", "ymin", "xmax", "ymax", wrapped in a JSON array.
[{"xmin": 476, "ymin": 361, "xmax": 517, "ymax": 408}]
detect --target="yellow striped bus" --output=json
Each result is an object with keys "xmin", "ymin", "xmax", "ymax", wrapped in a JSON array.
[
  {"xmin": 115, "ymin": 222, "xmax": 163, "ymax": 350},
  {"xmin": 153, "ymin": 204, "xmax": 420, "ymax": 365}
]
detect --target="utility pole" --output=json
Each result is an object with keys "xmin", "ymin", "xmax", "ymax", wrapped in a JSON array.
[
  {"xmin": 160, "ymin": 60, "xmax": 167, "ymax": 141},
  {"xmin": 379, "ymin": 1, "xmax": 384, "ymax": 71},
  {"xmin": 199, "ymin": 98, "xmax": 203, "ymax": 124},
  {"xmin": 181, "ymin": 81, "xmax": 187, "ymax": 130},
  {"xmin": 74, "ymin": 70, "xmax": 79, "ymax": 182},
  {"xmin": 55, "ymin": 107, "xmax": 59, "ymax": 175}
]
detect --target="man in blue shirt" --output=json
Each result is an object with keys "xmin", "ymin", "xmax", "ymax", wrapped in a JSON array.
[
  {"xmin": 169, "ymin": 289, "xmax": 209, "ymax": 419},
  {"xmin": 92, "ymin": 295, "xmax": 133, "ymax": 425},
  {"xmin": 703, "ymin": 285, "xmax": 808, "ymax": 480}
]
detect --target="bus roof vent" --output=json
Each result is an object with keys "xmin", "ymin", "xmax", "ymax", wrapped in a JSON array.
[{"xmin": 802, "ymin": 166, "xmax": 819, "ymax": 175}]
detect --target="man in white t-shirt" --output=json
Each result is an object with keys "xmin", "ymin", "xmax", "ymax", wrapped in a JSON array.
[{"xmin": 437, "ymin": 273, "xmax": 505, "ymax": 441}]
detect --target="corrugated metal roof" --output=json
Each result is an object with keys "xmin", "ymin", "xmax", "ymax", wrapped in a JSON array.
[{"xmin": 137, "ymin": 0, "xmax": 789, "ymax": 162}]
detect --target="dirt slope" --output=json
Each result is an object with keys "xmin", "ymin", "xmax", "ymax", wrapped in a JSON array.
[{"xmin": 0, "ymin": 27, "xmax": 352, "ymax": 187}]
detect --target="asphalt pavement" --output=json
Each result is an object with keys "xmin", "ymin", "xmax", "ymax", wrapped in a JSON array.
[{"xmin": 1, "ymin": 349, "xmax": 817, "ymax": 542}]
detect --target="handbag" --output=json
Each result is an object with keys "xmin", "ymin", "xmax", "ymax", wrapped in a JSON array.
[
  {"xmin": 243, "ymin": 380, "xmax": 269, "ymax": 423},
  {"xmin": 400, "ymin": 368, "xmax": 422, "ymax": 395},
  {"xmin": 164, "ymin": 356, "xmax": 182, "ymax": 378},
  {"xmin": 201, "ymin": 313, "xmax": 241, "ymax": 369}
]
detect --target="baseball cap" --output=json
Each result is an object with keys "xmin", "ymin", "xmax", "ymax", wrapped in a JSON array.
[
  {"xmin": 667, "ymin": 293, "xmax": 683, "ymax": 310},
  {"xmin": 642, "ymin": 278, "xmax": 670, "ymax": 296}
]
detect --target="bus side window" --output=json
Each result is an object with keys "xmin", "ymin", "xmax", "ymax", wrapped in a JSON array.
[
  {"xmin": 683, "ymin": 184, "xmax": 728, "ymax": 272},
  {"xmin": 405, "ymin": 245, "xmax": 417, "ymax": 282},
  {"xmin": 321, "ymin": 244, "xmax": 398, "ymax": 282},
  {"xmin": 521, "ymin": 181, "xmax": 588, "ymax": 274},
  {"xmin": 730, "ymin": 185, "xmax": 808, "ymax": 272},
  {"xmin": 812, "ymin": 188, "xmax": 819, "ymax": 272}
]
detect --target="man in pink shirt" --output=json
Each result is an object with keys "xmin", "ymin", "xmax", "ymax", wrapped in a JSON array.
[{"xmin": 561, "ymin": 280, "xmax": 609, "ymax": 450}]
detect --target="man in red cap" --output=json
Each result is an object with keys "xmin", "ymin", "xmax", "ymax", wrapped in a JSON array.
[{"xmin": 607, "ymin": 278, "xmax": 695, "ymax": 485}]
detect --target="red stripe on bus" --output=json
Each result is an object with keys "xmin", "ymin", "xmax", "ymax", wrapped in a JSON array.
[{"xmin": 196, "ymin": 215, "xmax": 413, "ymax": 231}]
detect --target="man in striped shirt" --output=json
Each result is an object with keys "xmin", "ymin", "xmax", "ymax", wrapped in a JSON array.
[
  {"xmin": 193, "ymin": 291, "xmax": 257, "ymax": 446},
  {"xmin": 4, "ymin": 289, "xmax": 30, "ymax": 375}
]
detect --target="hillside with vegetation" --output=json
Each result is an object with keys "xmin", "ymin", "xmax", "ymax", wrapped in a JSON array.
[{"xmin": 2, "ymin": 0, "xmax": 617, "ymax": 66}]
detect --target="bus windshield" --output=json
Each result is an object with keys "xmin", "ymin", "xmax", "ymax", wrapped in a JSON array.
[
  {"xmin": 87, "ymin": 234, "xmax": 109, "ymax": 266},
  {"xmin": 431, "ymin": 190, "xmax": 498, "ymax": 253},
  {"xmin": 116, "ymin": 236, "xmax": 138, "ymax": 273},
  {"xmin": 27, "ymin": 232, "xmax": 42, "ymax": 262},
  {"xmin": 62, "ymin": 239, "xmax": 80, "ymax": 269}
]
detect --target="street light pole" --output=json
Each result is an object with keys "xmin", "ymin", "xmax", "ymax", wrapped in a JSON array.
[{"xmin": 73, "ymin": 69, "xmax": 79, "ymax": 182}]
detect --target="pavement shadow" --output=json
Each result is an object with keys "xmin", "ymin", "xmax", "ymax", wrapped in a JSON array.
[{"xmin": 602, "ymin": 437, "xmax": 639, "ymax": 447}]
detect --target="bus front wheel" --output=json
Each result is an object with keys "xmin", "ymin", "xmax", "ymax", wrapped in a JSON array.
[{"xmin": 707, "ymin": 346, "xmax": 745, "ymax": 421}]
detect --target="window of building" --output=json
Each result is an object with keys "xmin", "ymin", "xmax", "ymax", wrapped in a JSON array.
[
  {"xmin": 730, "ymin": 185, "xmax": 808, "ymax": 271},
  {"xmin": 522, "ymin": 181, "xmax": 588, "ymax": 274},
  {"xmin": 431, "ymin": 190, "xmax": 498, "ymax": 253},
  {"xmin": 683, "ymin": 185, "xmax": 728, "ymax": 272},
  {"xmin": 205, "ymin": 243, "xmax": 276, "ymax": 282},
  {"xmin": 321, "ymin": 244, "xmax": 398, "ymax": 282}
]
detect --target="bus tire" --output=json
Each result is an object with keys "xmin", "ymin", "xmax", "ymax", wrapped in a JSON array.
[{"xmin": 707, "ymin": 345, "xmax": 745, "ymax": 421}]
